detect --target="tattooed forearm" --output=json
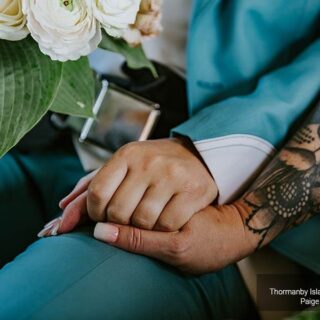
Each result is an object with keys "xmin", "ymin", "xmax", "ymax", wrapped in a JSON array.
[{"xmin": 243, "ymin": 102, "xmax": 320, "ymax": 249}]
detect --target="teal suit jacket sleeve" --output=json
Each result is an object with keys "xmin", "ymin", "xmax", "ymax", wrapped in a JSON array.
[
  {"xmin": 172, "ymin": 0, "xmax": 320, "ymax": 203},
  {"xmin": 173, "ymin": 39, "xmax": 320, "ymax": 147}
]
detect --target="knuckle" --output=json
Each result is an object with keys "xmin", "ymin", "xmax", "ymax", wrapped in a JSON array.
[
  {"xmin": 140, "ymin": 152, "xmax": 161, "ymax": 172},
  {"xmin": 106, "ymin": 206, "xmax": 117, "ymax": 221},
  {"xmin": 118, "ymin": 142, "xmax": 139, "ymax": 157},
  {"xmin": 183, "ymin": 181, "xmax": 197, "ymax": 194},
  {"xmin": 186, "ymin": 180, "xmax": 205, "ymax": 195},
  {"xmin": 157, "ymin": 218, "xmax": 177, "ymax": 232},
  {"xmin": 192, "ymin": 180, "xmax": 204, "ymax": 192},
  {"xmin": 77, "ymin": 177, "xmax": 87, "ymax": 187},
  {"xmin": 168, "ymin": 237, "xmax": 189, "ymax": 264},
  {"xmin": 166, "ymin": 163, "xmax": 186, "ymax": 180},
  {"xmin": 107, "ymin": 205, "xmax": 129, "ymax": 225},
  {"xmin": 150, "ymin": 180, "xmax": 164, "ymax": 190},
  {"xmin": 127, "ymin": 227, "xmax": 144, "ymax": 252},
  {"xmin": 87, "ymin": 208, "xmax": 104, "ymax": 222},
  {"xmin": 87, "ymin": 185, "xmax": 104, "ymax": 205},
  {"xmin": 132, "ymin": 214, "xmax": 154, "ymax": 230},
  {"xmin": 147, "ymin": 154, "xmax": 163, "ymax": 167},
  {"xmin": 87, "ymin": 212, "xmax": 102, "ymax": 222}
]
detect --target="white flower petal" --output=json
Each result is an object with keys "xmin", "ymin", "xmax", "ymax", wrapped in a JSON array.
[
  {"xmin": 93, "ymin": 0, "xmax": 140, "ymax": 34},
  {"xmin": 24, "ymin": 0, "xmax": 101, "ymax": 61},
  {"xmin": 0, "ymin": 0, "xmax": 29, "ymax": 41}
]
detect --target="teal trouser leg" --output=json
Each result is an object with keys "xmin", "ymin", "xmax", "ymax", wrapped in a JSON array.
[
  {"xmin": 0, "ymin": 153, "xmax": 43, "ymax": 266},
  {"xmin": 0, "ymin": 228, "xmax": 256, "ymax": 320},
  {"xmin": 0, "ymin": 149, "xmax": 257, "ymax": 319},
  {"xmin": 0, "ymin": 148, "xmax": 85, "ymax": 267}
]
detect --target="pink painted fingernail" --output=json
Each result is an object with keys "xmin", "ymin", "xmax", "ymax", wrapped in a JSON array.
[
  {"xmin": 37, "ymin": 225, "xmax": 53, "ymax": 238},
  {"xmin": 50, "ymin": 218, "xmax": 62, "ymax": 236},
  {"xmin": 38, "ymin": 218, "xmax": 62, "ymax": 238},
  {"xmin": 94, "ymin": 223, "xmax": 119, "ymax": 243},
  {"xmin": 44, "ymin": 217, "xmax": 60, "ymax": 229}
]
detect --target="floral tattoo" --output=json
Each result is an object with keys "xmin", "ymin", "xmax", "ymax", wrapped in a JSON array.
[{"xmin": 243, "ymin": 103, "xmax": 320, "ymax": 249}]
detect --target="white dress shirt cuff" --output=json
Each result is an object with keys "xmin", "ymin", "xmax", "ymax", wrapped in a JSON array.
[{"xmin": 194, "ymin": 134, "xmax": 276, "ymax": 204}]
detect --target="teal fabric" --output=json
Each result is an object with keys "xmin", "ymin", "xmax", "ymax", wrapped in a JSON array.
[
  {"xmin": 0, "ymin": 148, "xmax": 85, "ymax": 267},
  {"xmin": 173, "ymin": 0, "xmax": 320, "ymax": 276},
  {"xmin": 271, "ymin": 215, "xmax": 320, "ymax": 275},
  {"xmin": 173, "ymin": 0, "xmax": 320, "ymax": 148},
  {"xmin": 0, "ymin": 149, "xmax": 257, "ymax": 320},
  {"xmin": 0, "ymin": 2, "xmax": 319, "ymax": 317}
]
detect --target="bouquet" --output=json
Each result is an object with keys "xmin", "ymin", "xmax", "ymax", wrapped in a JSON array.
[{"xmin": 0, "ymin": 0, "xmax": 162, "ymax": 156}]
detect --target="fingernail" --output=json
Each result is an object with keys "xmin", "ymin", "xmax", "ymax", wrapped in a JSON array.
[
  {"xmin": 38, "ymin": 218, "xmax": 62, "ymax": 238},
  {"xmin": 44, "ymin": 217, "xmax": 60, "ymax": 229},
  {"xmin": 50, "ymin": 218, "xmax": 62, "ymax": 236},
  {"xmin": 37, "ymin": 225, "xmax": 53, "ymax": 238},
  {"xmin": 94, "ymin": 223, "xmax": 119, "ymax": 243}
]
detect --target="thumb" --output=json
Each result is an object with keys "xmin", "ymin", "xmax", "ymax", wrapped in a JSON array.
[{"xmin": 94, "ymin": 222, "xmax": 178, "ymax": 264}]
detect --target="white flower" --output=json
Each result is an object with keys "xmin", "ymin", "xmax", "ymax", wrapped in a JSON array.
[
  {"xmin": 0, "ymin": 0, "xmax": 29, "ymax": 41},
  {"xmin": 22, "ymin": 0, "xmax": 102, "ymax": 62},
  {"xmin": 123, "ymin": 0, "xmax": 162, "ymax": 46},
  {"xmin": 93, "ymin": 0, "xmax": 141, "ymax": 37}
]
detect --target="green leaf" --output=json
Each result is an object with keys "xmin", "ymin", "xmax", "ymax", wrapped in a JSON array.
[
  {"xmin": 0, "ymin": 37, "xmax": 95, "ymax": 157},
  {"xmin": 49, "ymin": 57, "xmax": 95, "ymax": 118},
  {"xmin": 99, "ymin": 32, "xmax": 157, "ymax": 77},
  {"xmin": 0, "ymin": 38, "xmax": 62, "ymax": 156}
]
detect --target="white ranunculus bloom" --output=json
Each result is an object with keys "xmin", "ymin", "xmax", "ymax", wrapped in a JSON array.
[
  {"xmin": 0, "ymin": 0, "xmax": 29, "ymax": 41},
  {"xmin": 93, "ymin": 0, "xmax": 141, "ymax": 37},
  {"xmin": 23, "ymin": 0, "xmax": 102, "ymax": 61}
]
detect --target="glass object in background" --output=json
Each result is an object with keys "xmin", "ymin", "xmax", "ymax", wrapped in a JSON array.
[{"xmin": 57, "ymin": 81, "xmax": 160, "ymax": 153}]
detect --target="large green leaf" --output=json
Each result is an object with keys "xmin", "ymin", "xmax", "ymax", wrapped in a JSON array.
[
  {"xmin": 0, "ymin": 37, "xmax": 95, "ymax": 157},
  {"xmin": 0, "ymin": 38, "xmax": 62, "ymax": 156},
  {"xmin": 99, "ymin": 32, "xmax": 157, "ymax": 77},
  {"xmin": 49, "ymin": 57, "xmax": 95, "ymax": 118}
]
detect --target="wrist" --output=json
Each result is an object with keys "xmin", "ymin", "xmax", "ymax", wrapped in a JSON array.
[
  {"xmin": 171, "ymin": 137, "xmax": 218, "ymax": 193},
  {"xmin": 170, "ymin": 136, "xmax": 199, "ymax": 157},
  {"xmin": 233, "ymin": 199, "xmax": 272, "ymax": 252},
  {"xmin": 204, "ymin": 204, "xmax": 256, "ymax": 267}
]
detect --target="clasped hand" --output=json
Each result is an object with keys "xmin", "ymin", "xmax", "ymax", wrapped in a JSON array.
[
  {"xmin": 41, "ymin": 138, "xmax": 257, "ymax": 274},
  {"xmin": 61, "ymin": 138, "xmax": 217, "ymax": 230}
]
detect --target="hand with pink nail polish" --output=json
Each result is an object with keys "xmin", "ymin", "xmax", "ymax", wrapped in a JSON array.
[{"xmin": 38, "ymin": 138, "xmax": 218, "ymax": 237}]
